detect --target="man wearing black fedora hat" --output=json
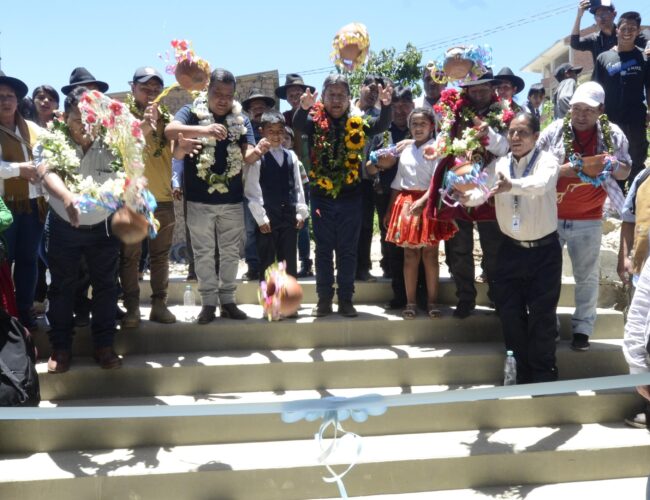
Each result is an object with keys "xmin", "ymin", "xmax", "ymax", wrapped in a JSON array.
[
  {"xmin": 275, "ymin": 73, "xmax": 316, "ymax": 278},
  {"xmin": 61, "ymin": 67, "xmax": 109, "ymax": 96},
  {"xmin": 553, "ymin": 63, "xmax": 582, "ymax": 119},
  {"xmin": 241, "ymin": 88, "xmax": 276, "ymax": 281},
  {"xmin": 275, "ymin": 74, "xmax": 315, "ymax": 128},
  {"xmin": 423, "ymin": 70, "xmax": 509, "ymax": 319},
  {"xmin": 494, "ymin": 67, "xmax": 525, "ymax": 113},
  {"xmin": 0, "ymin": 71, "xmax": 45, "ymax": 330}
]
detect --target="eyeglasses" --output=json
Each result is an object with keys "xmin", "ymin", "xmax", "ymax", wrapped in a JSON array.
[{"xmin": 507, "ymin": 129, "xmax": 534, "ymax": 138}]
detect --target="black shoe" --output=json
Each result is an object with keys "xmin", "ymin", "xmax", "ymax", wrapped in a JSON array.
[
  {"xmin": 197, "ymin": 305, "xmax": 217, "ymax": 324},
  {"xmin": 453, "ymin": 302, "xmax": 475, "ymax": 319},
  {"xmin": 311, "ymin": 299, "xmax": 333, "ymax": 317},
  {"xmin": 297, "ymin": 267, "xmax": 314, "ymax": 278},
  {"xmin": 624, "ymin": 411, "xmax": 647, "ymax": 429},
  {"xmin": 571, "ymin": 333, "xmax": 590, "ymax": 351},
  {"xmin": 242, "ymin": 270, "xmax": 260, "ymax": 281},
  {"xmin": 384, "ymin": 298, "xmax": 406, "ymax": 310},
  {"xmin": 355, "ymin": 270, "xmax": 377, "ymax": 282},
  {"xmin": 338, "ymin": 300, "xmax": 358, "ymax": 317},
  {"xmin": 220, "ymin": 303, "xmax": 247, "ymax": 320}
]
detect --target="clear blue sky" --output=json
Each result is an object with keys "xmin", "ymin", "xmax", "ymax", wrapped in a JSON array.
[{"xmin": 2, "ymin": 0, "xmax": 649, "ymax": 110}]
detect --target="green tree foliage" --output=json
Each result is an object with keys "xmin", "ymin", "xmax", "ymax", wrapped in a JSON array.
[{"xmin": 344, "ymin": 43, "xmax": 423, "ymax": 99}]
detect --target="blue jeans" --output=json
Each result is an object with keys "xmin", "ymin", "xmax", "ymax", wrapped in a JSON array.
[
  {"xmin": 297, "ymin": 183, "xmax": 312, "ymax": 270},
  {"xmin": 243, "ymin": 199, "xmax": 259, "ymax": 272},
  {"xmin": 311, "ymin": 194, "xmax": 362, "ymax": 302},
  {"xmin": 4, "ymin": 199, "xmax": 44, "ymax": 324},
  {"xmin": 45, "ymin": 212, "xmax": 120, "ymax": 350},
  {"xmin": 557, "ymin": 219, "xmax": 602, "ymax": 336}
]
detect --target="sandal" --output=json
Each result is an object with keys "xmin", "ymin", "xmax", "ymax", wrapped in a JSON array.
[
  {"xmin": 428, "ymin": 303, "xmax": 442, "ymax": 319},
  {"xmin": 401, "ymin": 304, "xmax": 417, "ymax": 320}
]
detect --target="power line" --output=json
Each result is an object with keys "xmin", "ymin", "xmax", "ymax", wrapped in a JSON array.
[{"xmin": 279, "ymin": 3, "xmax": 575, "ymax": 79}]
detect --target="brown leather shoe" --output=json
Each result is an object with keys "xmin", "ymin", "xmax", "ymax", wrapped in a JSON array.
[
  {"xmin": 93, "ymin": 347, "xmax": 122, "ymax": 369},
  {"xmin": 47, "ymin": 350, "xmax": 71, "ymax": 374}
]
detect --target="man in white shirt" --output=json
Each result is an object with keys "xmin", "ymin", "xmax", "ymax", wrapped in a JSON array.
[{"xmin": 463, "ymin": 112, "xmax": 561, "ymax": 383}]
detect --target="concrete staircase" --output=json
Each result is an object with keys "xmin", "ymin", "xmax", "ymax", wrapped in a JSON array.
[{"xmin": 0, "ymin": 276, "xmax": 648, "ymax": 499}]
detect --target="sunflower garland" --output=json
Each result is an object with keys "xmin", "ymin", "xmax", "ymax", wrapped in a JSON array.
[
  {"xmin": 309, "ymin": 102, "xmax": 368, "ymax": 198},
  {"xmin": 125, "ymin": 93, "xmax": 171, "ymax": 158}
]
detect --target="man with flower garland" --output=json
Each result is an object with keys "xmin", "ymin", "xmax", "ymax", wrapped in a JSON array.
[
  {"xmin": 420, "ymin": 71, "xmax": 511, "ymax": 319},
  {"xmin": 537, "ymin": 81, "xmax": 631, "ymax": 351},
  {"xmin": 293, "ymin": 74, "xmax": 392, "ymax": 317},
  {"xmin": 34, "ymin": 87, "xmax": 122, "ymax": 372},
  {"xmin": 120, "ymin": 67, "xmax": 175, "ymax": 328},
  {"xmin": 166, "ymin": 69, "xmax": 262, "ymax": 325}
]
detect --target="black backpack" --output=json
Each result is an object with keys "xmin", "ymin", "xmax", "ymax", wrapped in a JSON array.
[{"xmin": 0, "ymin": 308, "xmax": 40, "ymax": 407}]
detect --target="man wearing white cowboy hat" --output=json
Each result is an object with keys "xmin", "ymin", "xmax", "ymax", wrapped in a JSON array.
[{"xmin": 538, "ymin": 81, "xmax": 631, "ymax": 351}]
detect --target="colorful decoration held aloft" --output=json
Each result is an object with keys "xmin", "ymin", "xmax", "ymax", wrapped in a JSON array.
[
  {"xmin": 156, "ymin": 39, "xmax": 211, "ymax": 103},
  {"xmin": 258, "ymin": 262, "xmax": 304, "ymax": 321},
  {"xmin": 331, "ymin": 23, "xmax": 370, "ymax": 71},
  {"xmin": 427, "ymin": 45, "xmax": 493, "ymax": 84},
  {"xmin": 37, "ymin": 90, "xmax": 158, "ymax": 242}
]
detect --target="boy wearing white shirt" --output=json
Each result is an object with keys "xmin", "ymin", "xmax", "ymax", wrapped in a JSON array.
[
  {"xmin": 463, "ymin": 112, "xmax": 561, "ymax": 383},
  {"xmin": 244, "ymin": 111, "xmax": 308, "ymax": 279}
]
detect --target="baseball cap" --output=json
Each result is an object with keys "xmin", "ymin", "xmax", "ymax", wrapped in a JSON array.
[
  {"xmin": 131, "ymin": 67, "xmax": 164, "ymax": 85},
  {"xmin": 569, "ymin": 81, "xmax": 605, "ymax": 108}
]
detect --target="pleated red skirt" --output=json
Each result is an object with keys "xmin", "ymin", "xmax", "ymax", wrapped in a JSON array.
[{"xmin": 386, "ymin": 190, "xmax": 458, "ymax": 248}]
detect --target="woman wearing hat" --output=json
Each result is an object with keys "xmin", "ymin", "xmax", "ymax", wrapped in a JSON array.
[{"xmin": 0, "ymin": 72, "xmax": 45, "ymax": 329}]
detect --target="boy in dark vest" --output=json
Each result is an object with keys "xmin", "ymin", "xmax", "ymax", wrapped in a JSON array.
[{"xmin": 244, "ymin": 110, "xmax": 308, "ymax": 279}]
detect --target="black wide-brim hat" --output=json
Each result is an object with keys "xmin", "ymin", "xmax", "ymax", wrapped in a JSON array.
[
  {"xmin": 494, "ymin": 67, "xmax": 525, "ymax": 95},
  {"xmin": 0, "ymin": 71, "xmax": 28, "ymax": 100},
  {"xmin": 275, "ymin": 73, "xmax": 316, "ymax": 100},
  {"xmin": 61, "ymin": 67, "xmax": 109, "ymax": 95},
  {"xmin": 242, "ymin": 89, "xmax": 276, "ymax": 111},
  {"xmin": 459, "ymin": 69, "xmax": 495, "ymax": 88}
]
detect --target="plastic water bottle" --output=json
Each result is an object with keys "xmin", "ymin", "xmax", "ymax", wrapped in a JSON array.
[
  {"xmin": 183, "ymin": 285, "xmax": 196, "ymax": 322},
  {"xmin": 503, "ymin": 350, "xmax": 517, "ymax": 386}
]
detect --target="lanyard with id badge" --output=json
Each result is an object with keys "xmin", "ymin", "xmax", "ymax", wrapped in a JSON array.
[{"xmin": 508, "ymin": 148, "xmax": 540, "ymax": 233}]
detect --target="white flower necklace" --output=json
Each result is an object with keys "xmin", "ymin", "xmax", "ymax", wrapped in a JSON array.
[{"xmin": 192, "ymin": 93, "xmax": 248, "ymax": 194}]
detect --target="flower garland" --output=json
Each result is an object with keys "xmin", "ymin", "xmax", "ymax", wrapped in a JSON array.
[
  {"xmin": 562, "ymin": 112, "xmax": 616, "ymax": 188},
  {"xmin": 37, "ymin": 90, "xmax": 159, "ymax": 236},
  {"xmin": 125, "ymin": 93, "xmax": 171, "ymax": 158},
  {"xmin": 429, "ymin": 88, "xmax": 514, "ymax": 161},
  {"xmin": 191, "ymin": 93, "xmax": 248, "ymax": 194},
  {"xmin": 308, "ymin": 102, "xmax": 367, "ymax": 198}
]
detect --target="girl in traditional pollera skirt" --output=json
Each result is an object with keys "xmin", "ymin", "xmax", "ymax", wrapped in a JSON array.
[{"xmin": 383, "ymin": 107, "xmax": 457, "ymax": 320}]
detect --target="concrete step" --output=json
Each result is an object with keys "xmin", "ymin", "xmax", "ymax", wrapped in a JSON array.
[
  {"xmin": 318, "ymin": 476, "xmax": 650, "ymax": 499},
  {"xmin": 35, "ymin": 340, "xmax": 629, "ymax": 401},
  {"xmin": 1, "ymin": 423, "xmax": 648, "ymax": 499},
  {"xmin": 31, "ymin": 304, "xmax": 624, "ymax": 358},
  {"xmin": 143, "ymin": 276, "xmax": 624, "ymax": 309},
  {"xmin": 1, "ymin": 386, "xmax": 640, "ymax": 455}
]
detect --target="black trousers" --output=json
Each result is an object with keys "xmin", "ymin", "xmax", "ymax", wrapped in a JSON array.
[
  {"xmin": 494, "ymin": 235, "xmax": 562, "ymax": 384},
  {"xmin": 445, "ymin": 219, "xmax": 503, "ymax": 304},
  {"xmin": 617, "ymin": 121, "xmax": 648, "ymax": 183},
  {"xmin": 256, "ymin": 204, "xmax": 298, "ymax": 279},
  {"xmin": 357, "ymin": 179, "xmax": 376, "ymax": 274}
]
